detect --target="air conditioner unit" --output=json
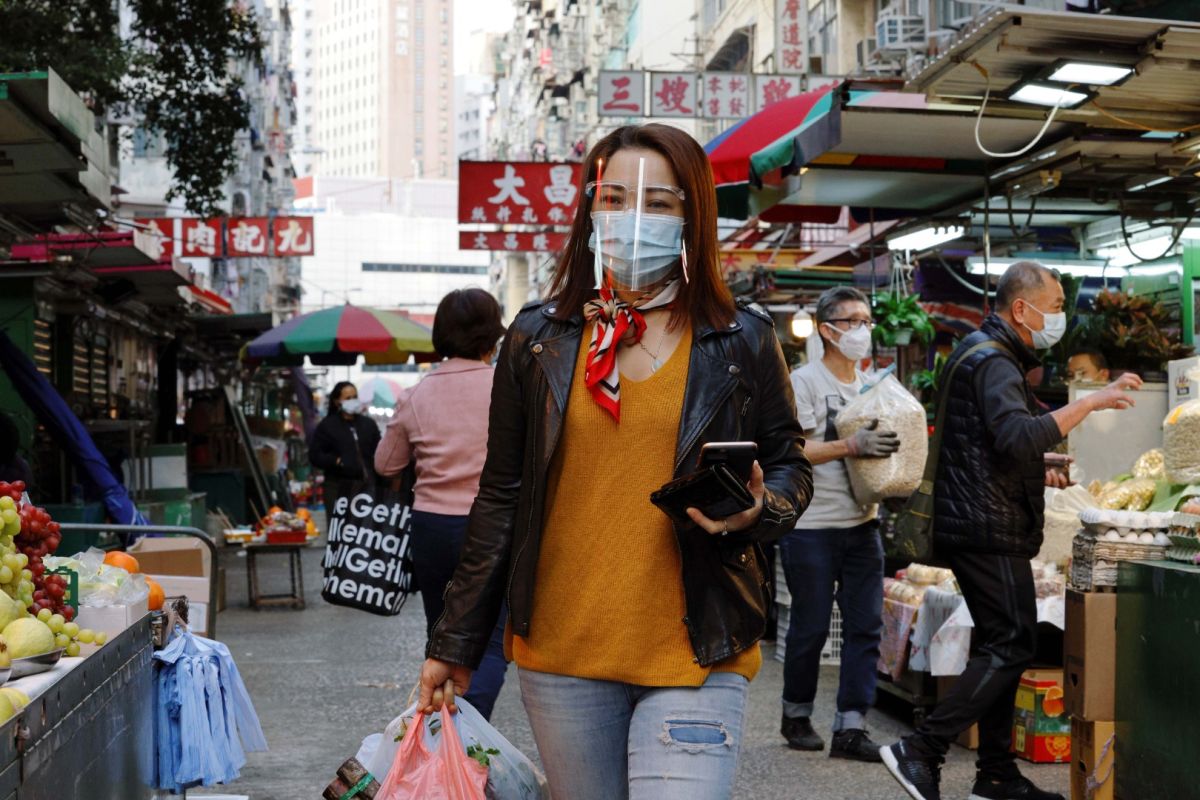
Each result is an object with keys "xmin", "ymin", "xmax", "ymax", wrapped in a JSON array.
[
  {"xmin": 856, "ymin": 37, "xmax": 878, "ymax": 69},
  {"xmin": 875, "ymin": 15, "xmax": 925, "ymax": 52},
  {"xmin": 877, "ymin": 0, "xmax": 924, "ymax": 20}
]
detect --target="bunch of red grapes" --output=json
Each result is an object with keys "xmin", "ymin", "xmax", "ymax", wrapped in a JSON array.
[{"xmin": 0, "ymin": 480, "xmax": 71, "ymax": 620}]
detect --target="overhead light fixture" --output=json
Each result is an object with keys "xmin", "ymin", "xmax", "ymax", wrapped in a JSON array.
[
  {"xmin": 1129, "ymin": 175, "xmax": 1173, "ymax": 192},
  {"xmin": 966, "ymin": 258, "xmax": 1115, "ymax": 278},
  {"xmin": 1009, "ymin": 83, "xmax": 1090, "ymax": 109},
  {"xmin": 1126, "ymin": 263, "xmax": 1182, "ymax": 277},
  {"xmin": 887, "ymin": 224, "xmax": 965, "ymax": 253},
  {"xmin": 791, "ymin": 308, "xmax": 814, "ymax": 340},
  {"xmin": 1047, "ymin": 62, "xmax": 1134, "ymax": 87},
  {"xmin": 1007, "ymin": 169, "xmax": 1062, "ymax": 201},
  {"xmin": 1095, "ymin": 227, "xmax": 1200, "ymax": 267}
]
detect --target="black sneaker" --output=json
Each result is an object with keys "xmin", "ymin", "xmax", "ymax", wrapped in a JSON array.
[
  {"xmin": 969, "ymin": 775, "xmax": 1065, "ymax": 800},
  {"xmin": 830, "ymin": 728, "xmax": 883, "ymax": 762},
  {"xmin": 780, "ymin": 714, "xmax": 825, "ymax": 751},
  {"xmin": 880, "ymin": 741, "xmax": 942, "ymax": 800}
]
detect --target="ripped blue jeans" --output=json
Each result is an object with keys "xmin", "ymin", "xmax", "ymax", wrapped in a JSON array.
[{"xmin": 518, "ymin": 668, "xmax": 749, "ymax": 800}]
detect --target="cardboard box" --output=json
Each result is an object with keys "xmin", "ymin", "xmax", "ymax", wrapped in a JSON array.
[
  {"xmin": 75, "ymin": 597, "xmax": 150, "ymax": 654},
  {"xmin": 128, "ymin": 536, "xmax": 212, "ymax": 578},
  {"xmin": 936, "ymin": 675, "xmax": 980, "ymax": 749},
  {"xmin": 1064, "ymin": 589, "xmax": 1117, "ymax": 720},
  {"xmin": 1168, "ymin": 356, "xmax": 1200, "ymax": 410},
  {"xmin": 1071, "ymin": 718, "xmax": 1115, "ymax": 800},
  {"xmin": 152, "ymin": 573, "xmax": 211, "ymax": 635},
  {"xmin": 1013, "ymin": 668, "xmax": 1071, "ymax": 763}
]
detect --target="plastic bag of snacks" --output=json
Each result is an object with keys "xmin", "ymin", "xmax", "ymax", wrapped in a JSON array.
[
  {"xmin": 1131, "ymin": 449, "xmax": 1166, "ymax": 480},
  {"xmin": 836, "ymin": 374, "xmax": 928, "ymax": 505},
  {"xmin": 1098, "ymin": 478, "xmax": 1157, "ymax": 511},
  {"xmin": 1164, "ymin": 400, "xmax": 1200, "ymax": 484}
]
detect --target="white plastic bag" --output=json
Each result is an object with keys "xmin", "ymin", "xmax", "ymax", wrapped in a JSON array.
[
  {"xmin": 835, "ymin": 374, "xmax": 928, "ymax": 505},
  {"xmin": 1164, "ymin": 398, "xmax": 1200, "ymax": 484},
  {"xmin": 364, "ymin": 699, "xmax": 548, "ymax": 800}
]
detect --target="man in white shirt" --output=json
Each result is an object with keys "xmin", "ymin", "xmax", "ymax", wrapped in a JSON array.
[{"xmin": 780, "ymin": 286, "xmax": 899, "ymax": 762}]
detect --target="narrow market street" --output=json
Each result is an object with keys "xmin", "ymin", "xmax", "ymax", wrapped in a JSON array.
[{"xmin": 196, "ymin": 536, "xmax": 1071, "ymax": 800}]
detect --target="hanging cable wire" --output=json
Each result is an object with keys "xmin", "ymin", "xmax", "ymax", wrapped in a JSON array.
[
  {"xmin": 1007, "ymin": 192, "xmax": 1039, "ymax": 238},
  {"xmin": 970, "ymin": 61, "xmax": 1070, "ymax": 159},
  {"xmin": 935, "ymin": 254, "xmax": 987, "ymax": 295},
  {"xmin": 1119, "ymin": 210, "xmax": 1196, "ymax": 263}
]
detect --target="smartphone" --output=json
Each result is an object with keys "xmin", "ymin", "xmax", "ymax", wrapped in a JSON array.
[{"xmin": 700, "ymin": 441, "xmax": 757, "ymax": 482}]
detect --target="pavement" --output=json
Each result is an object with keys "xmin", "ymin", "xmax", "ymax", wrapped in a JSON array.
[{"xmin": 193, "ymin": 538, "xmax": 1071, "ymax": 800}]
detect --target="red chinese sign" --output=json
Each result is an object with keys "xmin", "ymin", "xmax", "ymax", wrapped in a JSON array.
[
  {"xmin": 598, "ymin": 71, "xmax": 646, "ymax": 116},
  {"xmin": 141, "ymin": 217, "xmax": 316, "ymax": 258},
  {"xmin": 650, "ymin": 72, "xmax": 697, "ymax": 118},
  {"xmin": 457, "ymin": 161, "xmax": 582, "ymax": 226},
  {"xmin": 226, "ymin": 217, "xmax": 270, "ymax": 257},
  {"xmin": 776, "ymin": 0, "xmax": 807, "ymax": 75},
  {"xmin": 459, "ymin": 231, "xmax": 569, "ymax": 253},
  {"xmin": 181, "ymin": 219, "xmax": 223, "ymax": 258},
  {"xmin": 274, "ymin": 216, "xmax": 315, "ymax": 256}
]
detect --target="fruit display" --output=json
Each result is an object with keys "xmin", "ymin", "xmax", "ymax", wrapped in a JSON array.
[{"xmin": 0, "ymin": 482, "xmax": 74, "ymax": 622}]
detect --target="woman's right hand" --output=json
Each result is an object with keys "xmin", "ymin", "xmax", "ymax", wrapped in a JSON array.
[{"xmin": 418, "ymin": 658, "xmax": 474, "ymax": 714}]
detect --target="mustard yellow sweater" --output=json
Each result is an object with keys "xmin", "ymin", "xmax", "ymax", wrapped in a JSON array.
[{"xmin": 512, "ymin": 325, "xmax": 761, "ymax": 686}]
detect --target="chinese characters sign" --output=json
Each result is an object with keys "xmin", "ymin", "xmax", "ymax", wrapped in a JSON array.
[
  {"xmin": 598, "ymin": 71, "xmax": 825, "ymax": 119},
  {"xmin": 756, "ymin": 74, "xmax": 804, "ymax": 110},
  {"xmin": 704, "ymin": 73, "xmax": 751, "ymax": 119},
  {"xmin": 776, "ymin": 0, "xmax": 807, "ymax": 74},
  {"xmin": 650, "ymin": 72, "xmax": 697, "ymax": 118},
  {"xmin": 459, "ymin": 231, "xmax": 569, "ymax": 253},
  {"xmin": 599, "ymin": 70, "xmax": 646, "ymax": 116},
  {"xmin": 139, "ymin": 216, "xmax": 315, "ymax": 258},
  {"xmin": 457, "ymin": 162, "xmax": 582, "ymax": 225}
]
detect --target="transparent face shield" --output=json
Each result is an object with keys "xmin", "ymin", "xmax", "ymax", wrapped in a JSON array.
[{"xmin": 586, "ymin": 156, "xmax": 687, "ymax": 291}]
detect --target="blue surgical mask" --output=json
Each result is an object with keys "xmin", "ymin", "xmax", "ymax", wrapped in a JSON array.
[
  {"xmin": 340, "ymin": 398, "xmax": 364, "ymax": 415},
  {"xmin": 588, "ymin": 211, "xmax": 684, "ymax": 289}
]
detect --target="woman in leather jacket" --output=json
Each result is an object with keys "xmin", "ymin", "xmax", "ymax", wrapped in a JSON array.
[{"xmin": 417, "ymin": 124, "xmax": 812, "ymax": 799}]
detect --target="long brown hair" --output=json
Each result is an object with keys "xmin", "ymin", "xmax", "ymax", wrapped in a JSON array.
[{"xmin": 548, "ymin": 124, "xmax": 736, "ymax": 331}]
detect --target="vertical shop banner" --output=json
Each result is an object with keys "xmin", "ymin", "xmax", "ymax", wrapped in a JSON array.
[
  {"xmin": 756, "ymin": 74, "xmax": 804, "ymax": 110},
  {"xmin": 598, "ymin": 70, "xmax": 647, "ymax": 117},
  {"xmin": 226, "ymin": 217, "xmax": 270, "ymax": 257},
  {"xmin": 650, "ymin": 72, "xmax": 698, "ymax": 118},
  {"xmin": 457, "ymin": 162, "xmax": 582, "ymax": 225},
  {"xmin": 776, "ymin": 0, "xmax": 808, "ymax": 74},
  {"xmin": 460, "ymin": 231, "xmax": 569, "ymax": 253},
  {"xmin": 273, "ymin": 216, "xmax": 315, "ymax": 256},
  {"xmin": 181, "ymin": 219, "xmax": 223, "ymax": 258},
  {"xmin": 137, "ymin": 218, "xmax": 176, "ymax": 258},
  {"xmin": 701, "ymin": 72, "xmax": 751, "ymax": 119}
]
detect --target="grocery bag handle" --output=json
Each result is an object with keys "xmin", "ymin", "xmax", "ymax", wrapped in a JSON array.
[{"xmin": 858, "ymin": 364, "xmax": 897, "ymax": 395}]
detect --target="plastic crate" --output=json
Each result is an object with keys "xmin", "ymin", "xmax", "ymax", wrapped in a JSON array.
[{"xmin": 773, "ymin": 600, "xmax": 843, "ymax": 666}]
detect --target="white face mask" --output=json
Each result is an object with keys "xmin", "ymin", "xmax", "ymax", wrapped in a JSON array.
[
  {"xmin": 1022, "ymin": 302, "xmax": 1067, "ymax": 349},
  {"xmin": 825, "ymin": 323, "xmax": 873, "ymax": 362},
  {"xmin": 339, "ymin": 398, "xmax": 364, "ymax": 415}
]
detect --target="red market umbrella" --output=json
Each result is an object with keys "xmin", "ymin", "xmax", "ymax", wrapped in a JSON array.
[
  {"xmin": 244, "ymin": 304, "xmax": 434, "ymax": 366},
  {"xmin": 705, "ymin": 82, "xmax": 843, "ymax": 219}
]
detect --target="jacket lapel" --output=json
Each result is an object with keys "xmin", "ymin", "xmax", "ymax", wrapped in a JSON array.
[{"xmin": 674, "ymin": 323, "xmax": 741, "ymax": 474}]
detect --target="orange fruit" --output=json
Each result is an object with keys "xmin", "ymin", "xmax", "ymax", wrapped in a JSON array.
[
  {"xmin": 103, "ymin": 551, "xmax": 141, "ymax": 574},
  {"xmin": 145, "ymin": 577, "xmax": 165, "ymax": 611}
]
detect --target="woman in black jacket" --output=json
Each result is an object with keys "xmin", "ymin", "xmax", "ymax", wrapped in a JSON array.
[
  {"xmin": 414, "ymin": 124, "xmax": 812, "ymax": 800},
  {"xmin": 309, "ymin": 381, "xmax": 381, "ymax": 518}
]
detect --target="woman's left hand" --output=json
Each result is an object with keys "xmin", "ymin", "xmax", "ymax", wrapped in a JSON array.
[{"xmin": 687, "ymin": 461, "xmax": 766, "ymax": 535}]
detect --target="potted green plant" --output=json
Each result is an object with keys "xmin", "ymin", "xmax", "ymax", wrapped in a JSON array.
[
  {"xmin": 873, "ymin": 292, "xmax": 935, "ymax": 347},
  {"xmin": 1076, "ymin": 289, "xmax": 1193, "ymax": 375}
]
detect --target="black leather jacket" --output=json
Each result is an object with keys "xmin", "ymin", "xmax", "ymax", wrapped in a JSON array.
[{"xmin": 427, "ymin": 299, "xmax": 812, "ymax": 669}]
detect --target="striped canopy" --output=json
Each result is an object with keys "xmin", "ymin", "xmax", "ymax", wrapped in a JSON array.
[
  {"xmin": 245, "ymin": 304, "xmax": 434, "ymax": 366},
  {"xmin": 705, "ymin": 82, "xmax": 842, "ymax": 219}
]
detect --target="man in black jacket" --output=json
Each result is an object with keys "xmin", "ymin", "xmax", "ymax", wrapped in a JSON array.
[{"xmin": 881, "ymin": 262, "xmax": 1141, "ymax": 800}]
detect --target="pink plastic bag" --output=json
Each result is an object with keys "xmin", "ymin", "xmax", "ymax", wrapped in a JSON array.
[{"xmin": 377, "ymin": 708, "xmax": 488, "ymax": 800}]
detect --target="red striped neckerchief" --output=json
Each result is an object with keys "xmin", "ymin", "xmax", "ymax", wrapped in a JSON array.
[{"xmin": 582, "ymin": 280, "xmax": 680, "ymax": 421}]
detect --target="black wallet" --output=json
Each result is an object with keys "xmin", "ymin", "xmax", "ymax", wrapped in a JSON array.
[{"xmin": 650, "ymin": 463, "xmax": 755, "ymax": 527}]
